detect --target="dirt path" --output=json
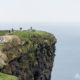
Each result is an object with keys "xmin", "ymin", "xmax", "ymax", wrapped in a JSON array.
[{"xmin": 0, "ymin": 34, "xmax": 21, "ymax": 43}]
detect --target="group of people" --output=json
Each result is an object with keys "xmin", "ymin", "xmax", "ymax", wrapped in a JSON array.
[
  {"xmin": 9, "ymin": 27, "xmax": 33, "ymax": 33},
  {"xmin": 9, "ymin": 27, "xmax": 23, "ymax": 33}
]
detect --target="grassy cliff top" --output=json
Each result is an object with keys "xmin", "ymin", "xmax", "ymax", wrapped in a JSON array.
[
  {"xmin": 0, "ymin": 30, "xmax": 56, "ymax": 42},
  {"xmin": 0, "ymin": 72, "xmax": 19, "ymax": 80},
  {"xmin": 10, "ymin": 30, "xmax": 56, "ymax": 41}
]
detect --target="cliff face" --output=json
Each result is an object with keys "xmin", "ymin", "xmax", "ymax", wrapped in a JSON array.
[{"xmin": 0, "ymin": 30, "xmax": 56, "ymax": 80}]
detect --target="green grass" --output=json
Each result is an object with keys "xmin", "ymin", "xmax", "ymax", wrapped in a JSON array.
[
  {"xmin": 0, "ymin": 30, "xmax": 56, "ymax": 42},
  {"xmin": 0, "ymin": 30, "xmax": 8, "ymax": 36},
  {"xmin": 10, "ymin": 30, "xmax": 55, "ymax": 41},
  {"xmin": 0, "ymin": 72, "xmax": 19, "ymax": 80}
]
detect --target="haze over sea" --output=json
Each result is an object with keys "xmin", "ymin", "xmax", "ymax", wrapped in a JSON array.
[{"xmin": 0, "ymin": 22, "xmax": 80, "ymax": 80}]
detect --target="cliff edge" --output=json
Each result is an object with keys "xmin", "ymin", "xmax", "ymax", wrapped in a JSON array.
[{"xmin": 0, "ymin": 30, "xmax": 56, "ymax": 80}]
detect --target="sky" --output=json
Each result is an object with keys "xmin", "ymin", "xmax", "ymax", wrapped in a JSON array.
[{"xmin": 0, "ymin": 0, "xmax": 80, "ymax": 23}]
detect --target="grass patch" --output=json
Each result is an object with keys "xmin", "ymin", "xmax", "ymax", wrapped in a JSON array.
[
  {"xmin": 9, "ymin": 30, "xmax": 55, "ymax": 41},
  {"xmin": 0, "ymin": 72, "xmax": 19, "ymax": 80},
  {"xmin": 0, "ymin": 30, "xmax": 56, "ymax": 42},
  {"xmin": 0, "ymin": 30, "xmax": 8, "ymax": 36}
]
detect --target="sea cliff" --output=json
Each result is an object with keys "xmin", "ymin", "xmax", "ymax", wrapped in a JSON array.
[{"xmin": 0, "ymin": 30, "xmax": 56, "ymax": 80}]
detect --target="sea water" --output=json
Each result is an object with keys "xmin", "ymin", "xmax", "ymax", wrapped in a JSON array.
[{"xmin": 0, "ymin": 22, "xmax": 80, "ymax": 80}]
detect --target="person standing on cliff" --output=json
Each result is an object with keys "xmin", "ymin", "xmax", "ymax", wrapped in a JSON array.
[
  {"xmin": 20, "ymin": 27, "xmax": 22, "ymax": 31},
  {"xmin": 30, "ymin": 27, "xmax": 32, "ymax": 30},
  {"xmin": 12, "ymin": 28, "xmax": 14, "ymax": 32}
]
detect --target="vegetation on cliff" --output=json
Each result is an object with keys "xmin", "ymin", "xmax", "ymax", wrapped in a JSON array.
[
  {"xmin": 0, "ymin": 30, "xmax": 8, "ymax": 36},
  {"xmin": 0, "ymin": 30, "xmax": 56, "ymax": 80},
  {"xmin": 0, "ymin": 72, "xmax": 19, "ymax": 80}
]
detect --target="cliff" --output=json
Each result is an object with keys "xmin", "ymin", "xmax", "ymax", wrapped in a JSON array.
[{"xmin": 0, "ymin": 30, "xmax": 56, "ymax": 80}]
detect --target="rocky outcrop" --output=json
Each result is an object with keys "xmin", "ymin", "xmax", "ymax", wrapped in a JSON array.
[{"xmin": 0, "ymin": 30, "xmax": 56, "ymax": 80}]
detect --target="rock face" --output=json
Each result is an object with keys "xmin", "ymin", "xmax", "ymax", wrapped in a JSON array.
[{"xmin": 0, "ymin": 30, "xmax": 56, "ymax": 80}]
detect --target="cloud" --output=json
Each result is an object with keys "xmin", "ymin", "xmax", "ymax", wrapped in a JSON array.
[{"xmin": 75, "ymin": 73, "xmax": 80, "ymax": 79}]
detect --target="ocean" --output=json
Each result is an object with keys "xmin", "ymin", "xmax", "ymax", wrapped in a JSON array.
[{"xmin": 0, "ymin": 22, "xmax": 80, "ymax": 80}]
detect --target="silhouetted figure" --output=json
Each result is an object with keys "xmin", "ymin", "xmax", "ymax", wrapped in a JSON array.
[
  {"xmin": 12, "ymin": 28, "xmax": 14, "ymax": 32},
  {"xmin": 20, "ymin": 27, "xmax": 22, "ymax": 31},
  {"xmin": 9, "ymin": 30, "xmax": 11, "ymax": 33},
  {"xmin": 30, "ymin": 27, "xmax": 32, "ymax": 30}
]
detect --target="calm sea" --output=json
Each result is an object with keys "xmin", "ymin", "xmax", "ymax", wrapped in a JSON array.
[{"xmin": 0, "ymin": 22, "xmax": 80, "ymax": 80}]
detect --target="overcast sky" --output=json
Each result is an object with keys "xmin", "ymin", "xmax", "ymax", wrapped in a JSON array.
[{"xmin": 0, "ymin": 0, "xmax": 80, "ymax": 23}]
